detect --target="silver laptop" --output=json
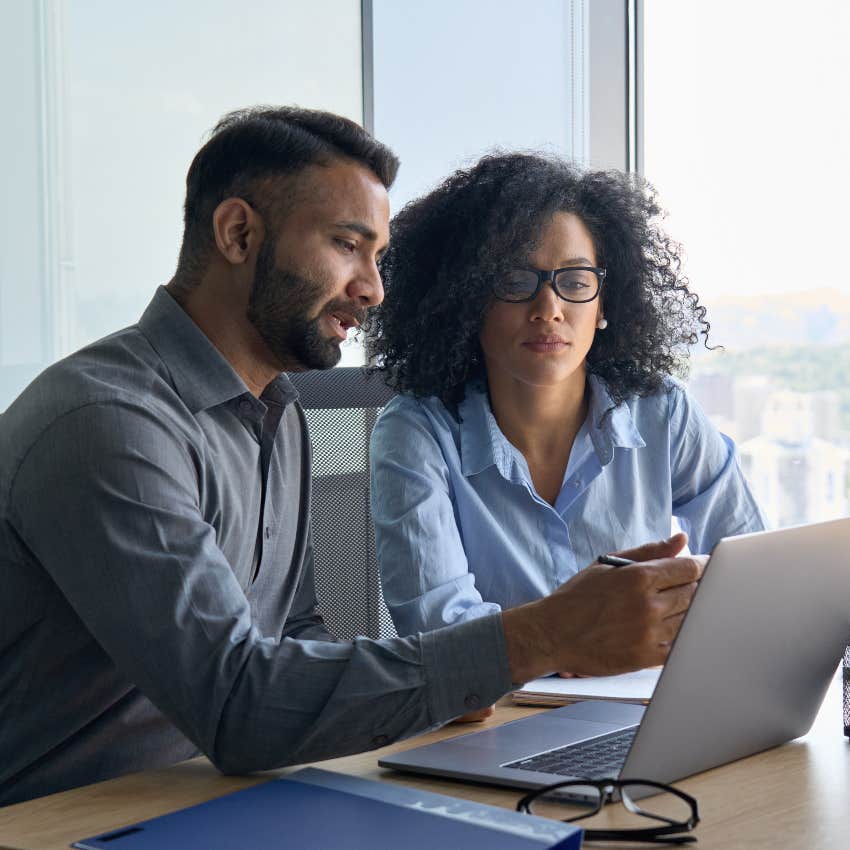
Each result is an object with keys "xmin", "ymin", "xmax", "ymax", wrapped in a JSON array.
[{"xmin": 380, "ymin": 519, "xmax": 850, "ymax": 797}]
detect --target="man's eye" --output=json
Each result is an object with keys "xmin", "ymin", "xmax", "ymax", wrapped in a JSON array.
[{"xmin": 335, "ymin": 238, "xmax": 357, "ymax": 253}]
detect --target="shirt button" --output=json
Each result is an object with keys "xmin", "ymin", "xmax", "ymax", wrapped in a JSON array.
[
  {"xmin": 464, "ymin": 693, "xmax": 480, "ymax": 709},
  {"xmin": 372, "ymin": 734, "xmax": 389, "ymax": 747},
  {"xmin": 573, "ymin": 479, "xmax": 581, "ymax": 488},
  {"xmin": 239, "ymin": 399, "xmax": 253, "ymax": 416}
]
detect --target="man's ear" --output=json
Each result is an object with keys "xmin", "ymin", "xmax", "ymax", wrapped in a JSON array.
[{"xmin": 212, "ymin": 198, "xmax": 263, "ymax": 265}]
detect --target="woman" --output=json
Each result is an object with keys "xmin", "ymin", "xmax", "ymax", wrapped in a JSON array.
[{"xmin": 367, "ymin": 153, "xmax": 764, "ymax": 645}]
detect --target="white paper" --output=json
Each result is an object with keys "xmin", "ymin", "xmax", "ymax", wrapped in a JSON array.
[{"xmin": 514, "ymin": 668, "xmax": 661, "ymax": 703}]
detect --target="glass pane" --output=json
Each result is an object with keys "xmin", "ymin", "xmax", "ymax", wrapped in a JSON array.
[
  {"xmin": 0, "ymin": 0, "xmax": 364, "ymax": 410},
  {"xmin": 372, "ymin": 0, "xmax": 588, "ymax": 211},
  {"xmin": 644, "ymin": 0, "xmax": 850, "ymax": 526}
]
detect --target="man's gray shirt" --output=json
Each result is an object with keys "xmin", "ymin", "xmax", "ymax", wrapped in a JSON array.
[{"xmin": 0, "ymin": 287, "xmax": 512, "ymax": 807}]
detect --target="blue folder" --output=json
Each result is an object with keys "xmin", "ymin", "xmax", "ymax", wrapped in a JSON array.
[{"xmin": 72, "ymin": 767, "xmax": 581, "ymax": 849}]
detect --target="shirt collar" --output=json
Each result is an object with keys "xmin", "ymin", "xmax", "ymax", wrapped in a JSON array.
[
  {"xmin": 457, "ymin": 374, "xmax": 646, "ymax": 478},
  {"xmin": 137, "ymin": 286, "xmax": 296, "ymax": 414},
  {"xmin": 458, "ymin": 383, "xmax": 515, "ymax": 478},
  {"xmin": 585, "ymin": 373, "xmax": 646, "ymax": 464}
]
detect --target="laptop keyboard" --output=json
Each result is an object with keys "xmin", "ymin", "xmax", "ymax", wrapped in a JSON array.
[{"xmin": 505, "ymin": 727, "xmax": 637, "ymax": 779}]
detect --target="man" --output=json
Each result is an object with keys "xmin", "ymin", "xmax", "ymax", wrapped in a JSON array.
[{"xmin": 0, "ymin": 107, "xmax": 701, "ymax": 807}]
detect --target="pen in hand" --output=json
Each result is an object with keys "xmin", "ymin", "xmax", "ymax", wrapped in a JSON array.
[{"xmin": 597, "ymin": 554, "xmax": 635, "ymax": 567}]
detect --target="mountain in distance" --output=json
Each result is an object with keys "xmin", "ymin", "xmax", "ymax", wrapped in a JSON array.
[
  {"xmin": 686, "ymin": 288, "xmax": 850, "ymax": 433},
  {"xmin": 695, "ymin": 287, "xmax": 850, "ymax": 353}
]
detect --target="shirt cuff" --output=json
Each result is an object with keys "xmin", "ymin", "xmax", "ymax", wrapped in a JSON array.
[{"xmin": 420, "ymin": 612, "xmax": 514, "ymax": 723}]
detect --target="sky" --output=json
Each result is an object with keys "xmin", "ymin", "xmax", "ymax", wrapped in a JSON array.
[{"xmin": 643, "ymin": 0, "xmax": 850, "ymax": 302}]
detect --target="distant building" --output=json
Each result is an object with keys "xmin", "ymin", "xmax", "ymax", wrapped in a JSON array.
[
  {"xmin": 688, "ymin": 372, "xmax": 735, "ymax": 420},
  {"xmin": 733, "ymin": 376, "xmax": 774, "ymax": 443},
  {"xmin": 688, "ymin": 372, "xmax": 773, "ymax": 444},
  {"xmin": 810, "ymin": 391, "xmax": 842, "ymax": 442},
  {"xmin": 739, "ymin": 390, "xmax": 850, "ymax": 527}
]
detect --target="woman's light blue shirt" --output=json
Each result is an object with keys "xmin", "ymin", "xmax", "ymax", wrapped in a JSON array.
[{"xmin": 370, "ymin": 375, "xmax": 766, "ymax": 636}]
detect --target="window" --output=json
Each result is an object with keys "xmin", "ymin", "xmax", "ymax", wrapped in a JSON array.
[
  {"xmin": 0, "ymin": 0, "xmax": 364, "ymax": 411},
  {"xmin": 370, "ymin": 0, "xmax": 590, "ymax": 210},
  {"xmin": 643, "ymin": 0, "xmax": 850, "ymax": 526},
  {"xmin": 2, "ymin": 1, "xmax": 627, "ymax": 405}
]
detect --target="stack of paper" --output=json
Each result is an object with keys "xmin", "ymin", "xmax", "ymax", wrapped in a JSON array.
[{"xmin": 512, "ymin": 668, "xmax": 661, "ymax": 707}]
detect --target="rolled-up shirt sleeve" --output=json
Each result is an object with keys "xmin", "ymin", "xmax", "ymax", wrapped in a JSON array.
[
  {"xmin": 370, "ymin": 399, "xmax": 502, "ymax": 635},
  {"xmin": 667, "ymin": 384, "xmax": 767, "ymax": 552},
  {"xmin": 9, "ymin": 400, "xmax": 513, "ymax": 773}
]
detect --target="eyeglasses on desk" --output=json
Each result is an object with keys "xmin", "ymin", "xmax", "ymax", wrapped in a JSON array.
[{"xmin": 516, "ymin": 777, "xmax": 700, "ymax": 845}]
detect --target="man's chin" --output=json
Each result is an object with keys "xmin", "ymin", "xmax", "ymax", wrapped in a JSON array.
[
  {"xmin": 256, "ymin": 319, "xmax": 343, "ymax": 372},
  {"xmin": 292, "ymin": 338, "xmax": 342, "ymax": 371}
]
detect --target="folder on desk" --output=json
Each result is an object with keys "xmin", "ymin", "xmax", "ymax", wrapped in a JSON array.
[{"xmin": 72, "ymin": 766, "xmax": 581, "ymax": 850}]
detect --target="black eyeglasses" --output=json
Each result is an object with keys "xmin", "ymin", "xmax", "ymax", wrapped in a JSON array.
[
  {"xmin": 492, "ymin": 266, "xmax": 607, "ymax": 303},
  {"xmin": 517, "ymin": 778, "xmax": 699, "ymax": 845}
]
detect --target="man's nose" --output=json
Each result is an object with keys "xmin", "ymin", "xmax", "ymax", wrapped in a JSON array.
[{"xmin": 348, "ymin": 260, "xmax": 384, "ymax": 307}]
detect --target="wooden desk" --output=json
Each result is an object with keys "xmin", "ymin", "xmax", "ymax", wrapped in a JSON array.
[{"xmin": 2, "ymin": 673, "xmax": 848, "ymax": 849}]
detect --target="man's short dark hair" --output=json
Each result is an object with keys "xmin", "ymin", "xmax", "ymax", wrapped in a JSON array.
[{"xmin": 176, "ymin": 106, "xmax": 399, "ymax": 286}]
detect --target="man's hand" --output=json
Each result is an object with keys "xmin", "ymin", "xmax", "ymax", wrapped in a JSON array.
[
  {"xmin": 612, "ymin": 531, "xmax": 688, "ymax": 564},
  {"xmin": 501, "ymin": 534, "xmax": 705, "ymax": 684}
]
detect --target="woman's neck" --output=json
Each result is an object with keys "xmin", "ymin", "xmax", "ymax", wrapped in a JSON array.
[{"xmin": 487, "ymin": 368, "xmax": 589, "ymax": 468}]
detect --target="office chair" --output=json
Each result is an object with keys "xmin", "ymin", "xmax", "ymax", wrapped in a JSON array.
[{"xmin": 289, "ymin": 366, "xmax": 398, "ymax": 640}]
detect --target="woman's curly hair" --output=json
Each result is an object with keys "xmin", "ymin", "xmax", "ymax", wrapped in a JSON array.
[{"xmin": 366, "ymin": 153, "xmax": 710, "ymax": 407}]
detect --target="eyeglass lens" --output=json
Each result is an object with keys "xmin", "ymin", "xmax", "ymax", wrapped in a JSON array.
[{"xmin": 620, "ymin": 783, "xmax": 695, "ymax": 827}]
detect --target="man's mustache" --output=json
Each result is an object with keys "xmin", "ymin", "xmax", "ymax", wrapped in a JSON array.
[{"xmin": 325, "ymin": 299, "xmax": 368, "ymax": 329}]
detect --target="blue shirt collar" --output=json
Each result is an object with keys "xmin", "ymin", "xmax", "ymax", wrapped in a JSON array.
[
  {"xmin": 585, "ymin": 373, "xmax": 646, "ymax": 464},
  {"xmin": 457, "ymin": 373, "xmax": 645, "ymax": 478},
  {"xmin": 457, "ymin": 383, "xmax": 516, "ymax": 479},
  {"xmin": 137, "ymin": 286, "xmax": 296, "ymax": 414}
]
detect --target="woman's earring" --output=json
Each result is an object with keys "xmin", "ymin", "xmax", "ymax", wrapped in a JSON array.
[{"xmin": 596, "ymin": 318, "xmax": 608, "ymax": 330}]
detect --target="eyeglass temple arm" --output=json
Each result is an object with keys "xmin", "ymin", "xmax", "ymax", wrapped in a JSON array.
[{"xmin": 582, "ymin": 826, "xmax": 697, "ymax": 844}]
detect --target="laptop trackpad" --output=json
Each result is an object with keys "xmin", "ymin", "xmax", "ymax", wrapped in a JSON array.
[{"xmin": 434, "ymin": 701, "xmax": 644, "ymax": 759}]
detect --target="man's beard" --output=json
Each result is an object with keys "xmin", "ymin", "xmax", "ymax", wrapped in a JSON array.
[{"xmin": 247, "ymin": 237, "xmax": 353, "ymax": 371}]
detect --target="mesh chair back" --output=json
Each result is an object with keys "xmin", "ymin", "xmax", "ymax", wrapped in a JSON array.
[{"xmin": 289, "ymin": 367, "xmax": 397, "ymax": 640}]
